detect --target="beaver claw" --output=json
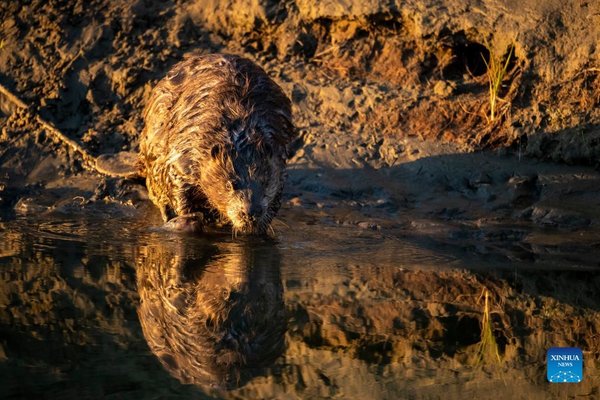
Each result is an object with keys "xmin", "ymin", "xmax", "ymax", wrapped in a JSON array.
[{"xmin": 163, "ymin": 213, "xmax": 205, "ymax": 233}]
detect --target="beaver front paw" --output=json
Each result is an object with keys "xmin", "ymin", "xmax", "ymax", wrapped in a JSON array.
[{"xmin": 163, "ymin": 212, "xmax": 205, "ymax": 233}]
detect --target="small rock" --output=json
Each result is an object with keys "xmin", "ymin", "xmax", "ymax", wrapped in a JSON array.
[
  {"xmin": 14, "ymin": 197, "xmax": 48, "ymax": 215},
  {"xmin": 508, "ymin": 174, "xmax": 539, "ymax": 207},
  {"xmin": 433, "ymin": 80, "xmax": 455, "ymax": 97},
  {"xmin": 357, "ymin": 221, "xmax": 380, "ymax": 230},
  {"xmin": 530, "ymin": 207, "xmax": 590, "ymax": 229},
  {"xmin": 289, "ymin": 197, "xmax": 302, "ymax": 206}
]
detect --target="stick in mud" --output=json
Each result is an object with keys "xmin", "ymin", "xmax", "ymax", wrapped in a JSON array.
[{"xmin": 0, "ymin": 83, "xmax": 138, "ymax": 178}]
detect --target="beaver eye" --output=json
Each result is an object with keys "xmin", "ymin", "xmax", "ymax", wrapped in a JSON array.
[
  {"xmin": 225, "ymin": 182, "xmax": 233, "ymax": 192},
  {"xmin": 211, "ymin": 145, "xmax": 221, "ymax": 159}
]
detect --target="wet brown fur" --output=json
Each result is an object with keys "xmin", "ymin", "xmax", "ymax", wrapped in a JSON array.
[{"xmin": 140, "ymin": 53, "xmax": 295, "ymax": 234}]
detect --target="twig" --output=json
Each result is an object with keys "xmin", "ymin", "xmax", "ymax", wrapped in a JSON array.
[
  {"xmin": 34, "ymin": 113, "xmax": 99, "ymax": 169},
  {"xmin": 312, "ymin": 44, "xmax": 341, "ymax": 60},
  {"xmin": 0, "ymin": 82, "xmax": 119, "ymax": 176},
  {"xmin": 0, "ymin": 83, "xmax": 27, "ymax": 109}
]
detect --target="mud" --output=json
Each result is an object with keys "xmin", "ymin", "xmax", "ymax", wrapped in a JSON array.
[{"xmin": 1, "ymin": 0, "xmax": 600, "ymax": 398}]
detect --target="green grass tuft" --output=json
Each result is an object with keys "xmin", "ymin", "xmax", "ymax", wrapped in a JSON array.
[{"xmin": 483, "ymin": 43, "xmax": 514, "ymax": 122}]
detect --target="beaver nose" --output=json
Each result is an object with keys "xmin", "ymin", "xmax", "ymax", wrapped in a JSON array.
[
  {"xmin": 238, "ymin": 211, "xmax": 257, "ymax": 223},
  {"xmin": 240, "ymin": 200, "xmax": 261, "ymax": 218}
]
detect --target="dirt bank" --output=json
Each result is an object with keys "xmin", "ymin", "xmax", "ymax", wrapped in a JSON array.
[
  {"xmin": 0, "ymin": 1, "xmax": 600, "ymax": 398},
  {"xmin": 0, "ymin": 0, "xmax": 599, "ymax": 182}
]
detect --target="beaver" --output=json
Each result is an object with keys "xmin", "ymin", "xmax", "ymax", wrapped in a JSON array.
[
  {"xmin": 136, "ymin": 236, "xmax": 286, "ymax": 391},
  {"xmin": 139, "ymin": 53, "xmax": 295, "ymax": 234}
]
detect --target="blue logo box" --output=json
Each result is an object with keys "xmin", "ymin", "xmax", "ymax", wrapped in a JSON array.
[{"xmin": 547, "ymin": 347, "xmax": 583, "ymax": 383}]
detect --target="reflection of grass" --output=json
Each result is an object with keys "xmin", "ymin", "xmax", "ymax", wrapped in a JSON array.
[
  {"xmin": 476, "ymin": 289, "xmax": 501, "ymax": 364},
  {"xmin": 483, "ymin": 43, "xmax": 514, "ymax": 122}
]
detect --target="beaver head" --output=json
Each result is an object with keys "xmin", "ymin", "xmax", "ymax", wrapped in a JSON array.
[{"xmin": 201, "ymin": 133, "xmax": 286, "ymax": 235}]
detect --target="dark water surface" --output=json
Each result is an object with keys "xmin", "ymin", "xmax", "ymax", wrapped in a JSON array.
[{"xmin": 1, "ymin": 206, "xmax": 599, "ymax": 399}]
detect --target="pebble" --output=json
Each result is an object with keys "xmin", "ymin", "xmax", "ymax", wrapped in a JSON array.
[
  {"xmin": 289, "ymin": 197, "xmax": 302, "ymax": 206},
  {"xmin": 357, "ymin": 221, "xmax": 380, "ymax": 230},
  {"xmin": 433, "ymin": 80, "xmax": 455, "ymax": 97}
]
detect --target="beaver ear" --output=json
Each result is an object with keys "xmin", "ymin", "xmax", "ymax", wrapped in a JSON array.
[{"xmin": 210, "ymin": 145, "xmax": 221, "ymax": 158}]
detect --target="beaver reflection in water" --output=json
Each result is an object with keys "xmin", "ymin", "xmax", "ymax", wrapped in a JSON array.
[
  {"xmin": 139, "ymin": 53, "xmax": 296, "ymax": 235},
  {"xmin": 136, "ymin": 237, "xmax": 286, "ymax": 390}
]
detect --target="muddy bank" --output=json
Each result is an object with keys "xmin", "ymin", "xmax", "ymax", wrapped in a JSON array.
[
  {"xmin": 0, "ymin": 0, "xmax": 599, "ymax": 178},
  {"xmin": 0, "ymin": 1, "xmax": 600, "ymax": 399},
  {"xmin": 0, "ymin": 0, "xmax": 599, "ymax": 214}
]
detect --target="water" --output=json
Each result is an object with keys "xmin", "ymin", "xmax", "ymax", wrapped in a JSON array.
[{"xmin": 1, "ymin": 205, "xmax": 599, "ymax": 399}]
